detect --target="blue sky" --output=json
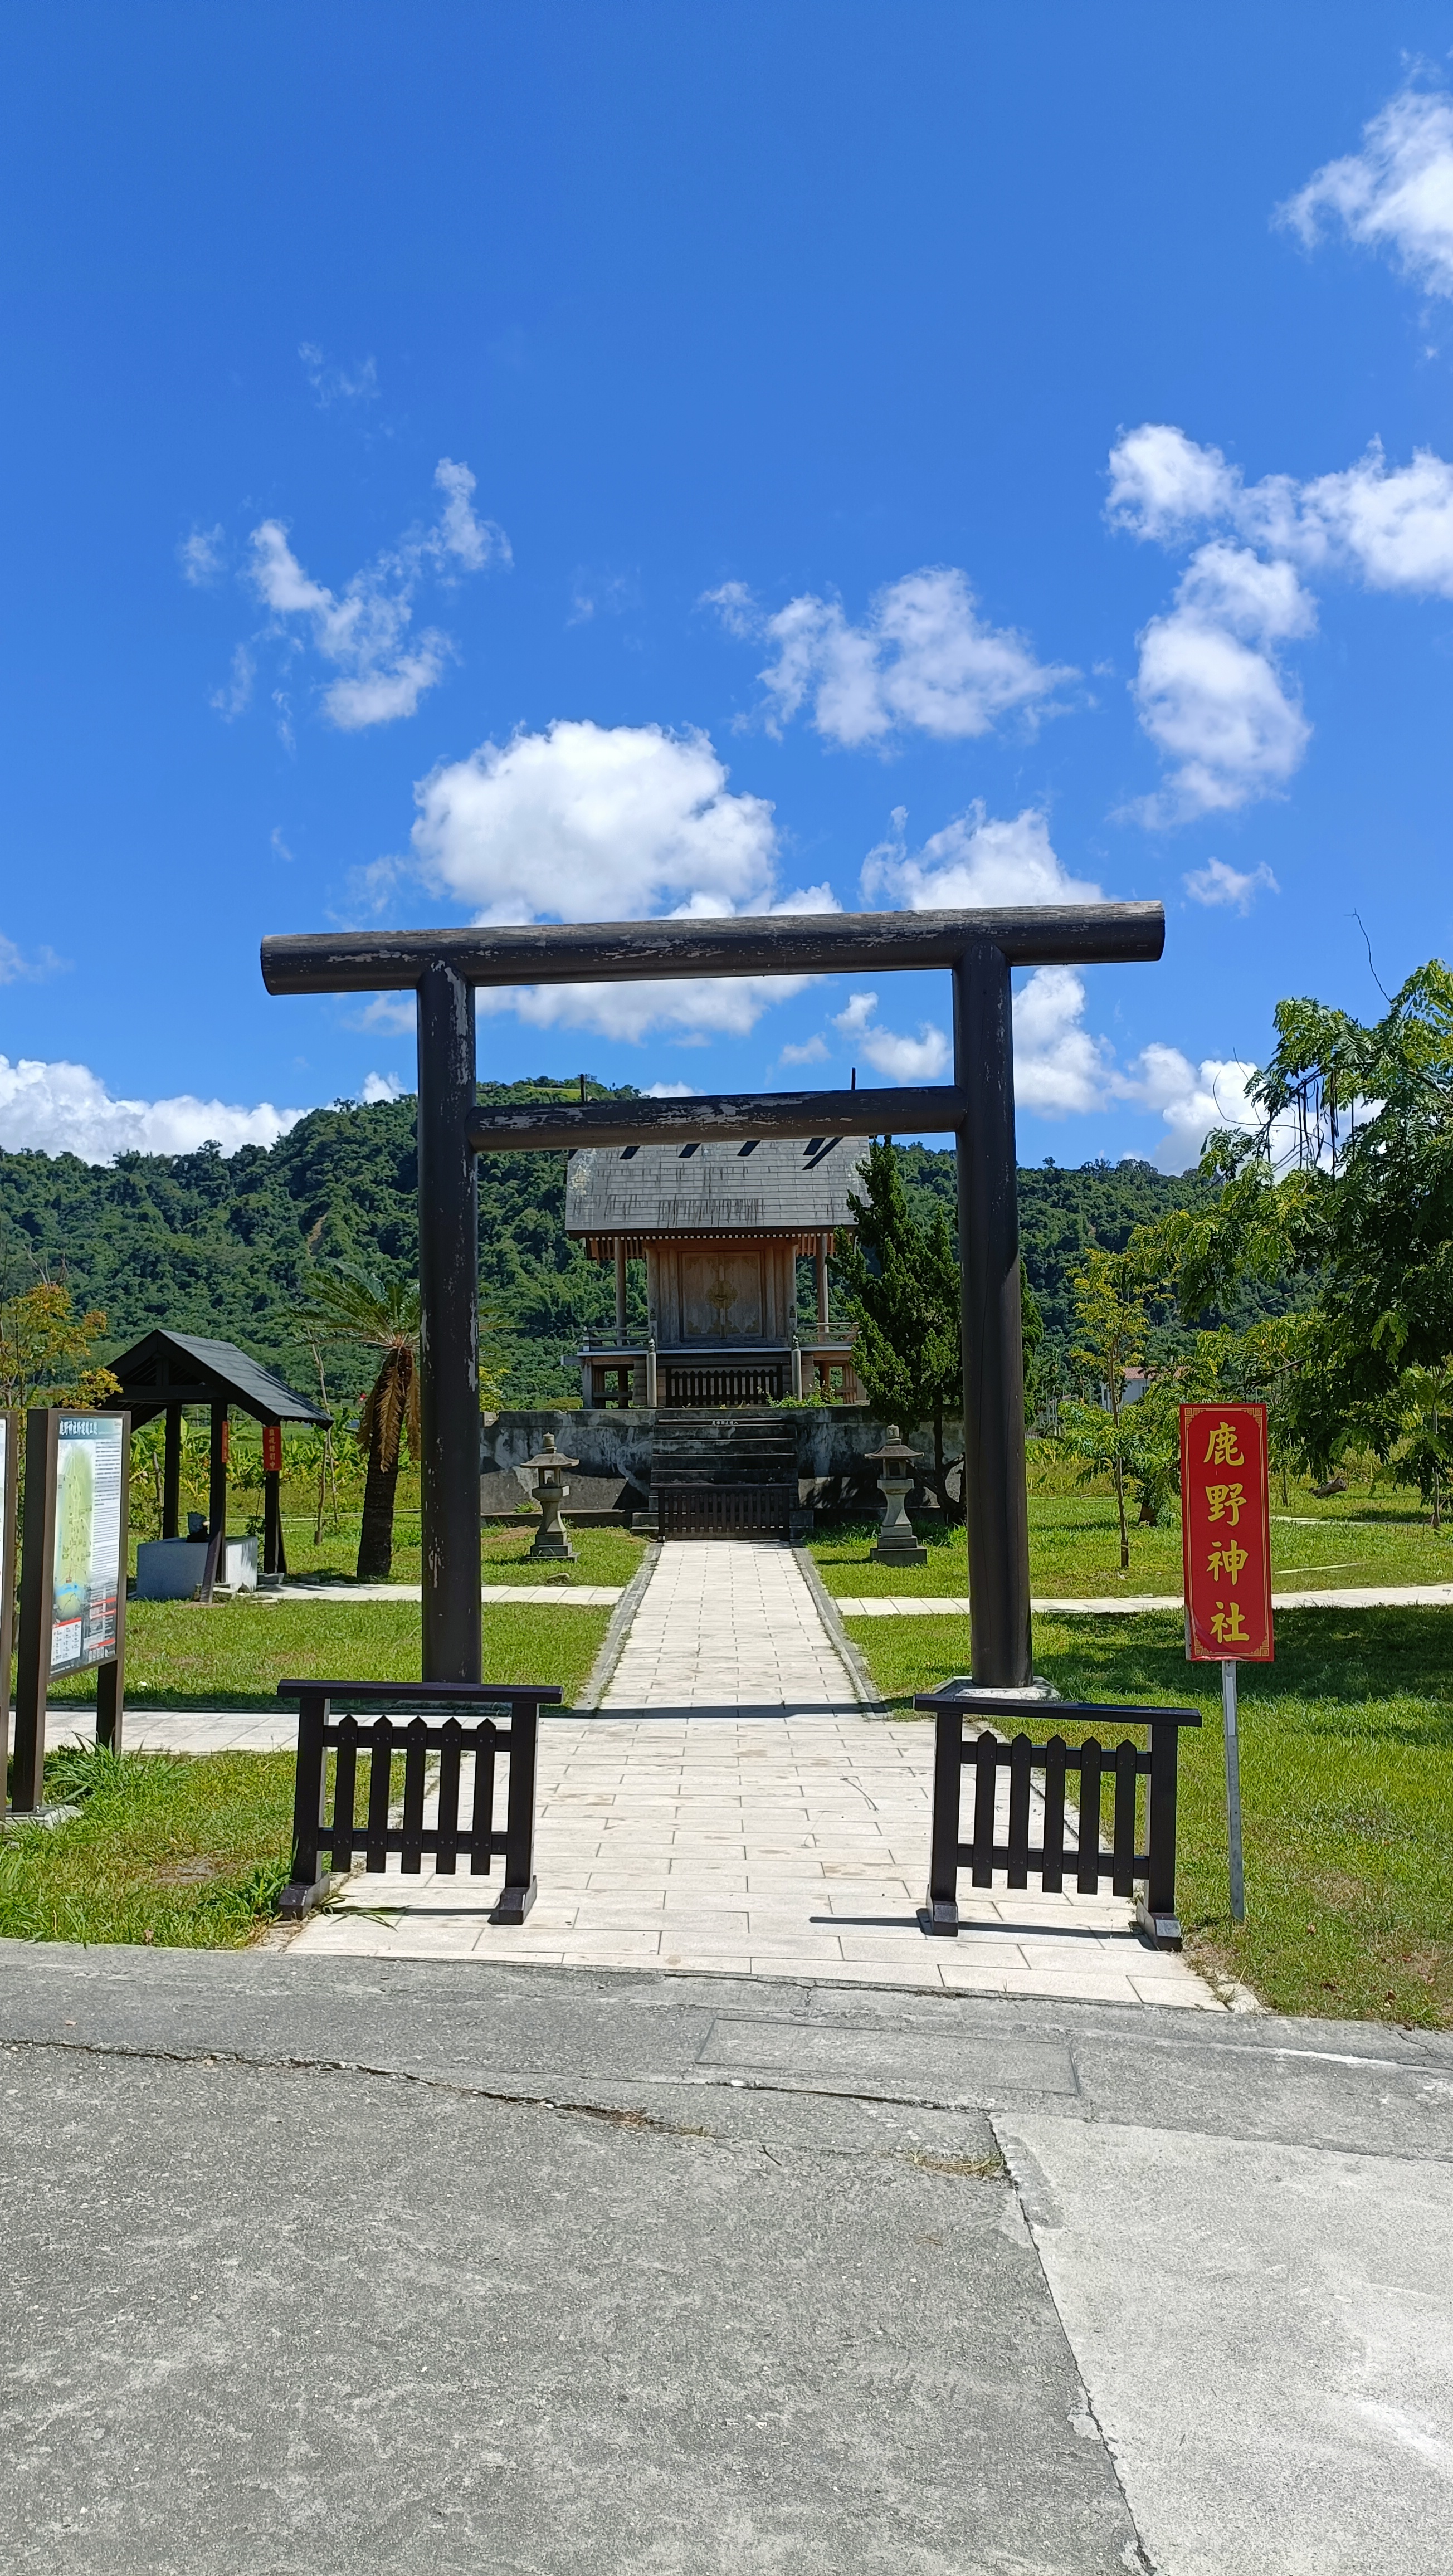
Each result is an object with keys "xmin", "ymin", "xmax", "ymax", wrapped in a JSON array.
[{"xmin": 3, "ymin": 4, "xmax": 1453, "ymax": 1168}]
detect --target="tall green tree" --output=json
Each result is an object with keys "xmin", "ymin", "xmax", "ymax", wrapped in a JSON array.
[
  {"xmin": 836, "ymin": 1140, "xmax": 963, "ymax": 1512},
  {"xmin": 294, "ymin": 1263, "xmax": 423, "ymax": 1580},
  {"xmin": 1054, "ymin": 1247, "xmax": 1156, "ymax": 1570},
  {"xmin": 1162, "ymin": 959, "xmax": 1453, "ymax": 1501}
]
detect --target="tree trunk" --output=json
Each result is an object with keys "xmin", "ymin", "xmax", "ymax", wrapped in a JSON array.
[
  {"xmin": 357, "ymin": 1450, "xmax": 400, "ymax": 1580},
  {"xmin": 1114, "ymin": 1460, "xmax": 1129, "ymax": 1571}
]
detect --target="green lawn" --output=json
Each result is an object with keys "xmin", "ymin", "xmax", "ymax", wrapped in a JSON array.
[
  {"xmin": 0, "ymin": 1746, "xmax": 296, "ymax": 1947},
  {"xmin": 4, "ymin": 1593, "xmax": 615, "ymax": 1948},
  {"xmin": 45, "ymin": 1597, "xmax": 612, "ymax": 1712},
  {"xmin": 845, "ymin": 1604, "xmax": 1453, "ymax": 2029},
  {"xmin": 811, "ymin": 1480, "xmax": 1453, "ymax": 1599},
  {"xmin": 176, "ymin": 1519, "xmax": 645, "ymax": 1589}
]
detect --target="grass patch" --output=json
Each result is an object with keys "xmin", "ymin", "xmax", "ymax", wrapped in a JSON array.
[
  {"xmin": 157, "ymin": 1521, "xmax": 645, "ymax": 1589},
  {"xmin": 845, "ymin": 1604, "xmax": 1453, "ymax": 2029},
  {"xmin": 811, "ymin": 1484, "xmax": 1453, "ymax": 1599},
  {"xmin": 45, "ymin": 1598, "xmax": 612, "ymax": 1711},
  {"xmin": 0, "ymin": 1744, "xmax": 296, "ymax": 1947}
]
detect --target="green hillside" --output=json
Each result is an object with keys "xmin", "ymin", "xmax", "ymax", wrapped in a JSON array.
[{"xmin": 0, "ymin": 1081, "xmax": 1228, "ymax": 1406}]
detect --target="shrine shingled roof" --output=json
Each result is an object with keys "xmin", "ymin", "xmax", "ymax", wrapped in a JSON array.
[{"xmin": 564, "ymin": 1136, "xmax": 869, "ymax": 1238}]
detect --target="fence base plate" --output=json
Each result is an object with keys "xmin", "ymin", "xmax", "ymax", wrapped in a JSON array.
[
  {"xmin": 277, "ymin": 1870, "xmax": 349, "ymax": 1920},
  {"xmin": 489, "ymin": 1876, "xmax": 537, "ymax": 1925},
  {"xmin": 921, "ymin": 1893, "xmax": 960, "ymax": 1938},
  {"xmin": 1135, "ymin": 1895, "xmax": 1184, "ymax": 1951}
]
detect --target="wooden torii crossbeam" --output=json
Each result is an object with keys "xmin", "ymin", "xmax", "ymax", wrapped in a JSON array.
[{"xmin": 262, "ymin": 901, "xmax": 1164, "ymax": 1687}]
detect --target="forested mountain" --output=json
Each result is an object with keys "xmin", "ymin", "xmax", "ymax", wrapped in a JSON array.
[{"xmin": 0, "ymin": 1080, "xmax": 1244, "ymax": 1404}]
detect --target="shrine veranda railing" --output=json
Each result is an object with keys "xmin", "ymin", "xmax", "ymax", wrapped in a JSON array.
[
  {"xmin": 914, "ymin": 1692, "xmax": 1202, "ymax": 1950},
  {"xmin": 277, "ymin": 1679, "xmax": 561, "ymax": 1922}
]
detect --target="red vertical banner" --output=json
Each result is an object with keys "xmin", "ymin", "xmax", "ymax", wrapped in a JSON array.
[
  {"xmin": 1181, "ymin": 1402, "xmax": 1274, "ymax": 1663},
  {"xmin": 261, "ymin": 1424, "xmax": 283, "ymax": 1475}
]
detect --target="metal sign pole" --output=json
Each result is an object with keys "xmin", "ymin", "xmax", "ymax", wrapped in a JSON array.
[{"xmin": 1221, "ymin": 1657, "xmax": 1246, "ymax": 1923}]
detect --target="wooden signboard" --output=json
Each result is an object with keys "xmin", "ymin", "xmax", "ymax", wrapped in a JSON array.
[
  {"xmin": 1180, "ymin": 1400, "xmax": 1272, "ymax": 1922},
  {"xmin": 11, "ymin": 1409, "xmax": 130, "ymax": 1812},
  {"xmin": 1179, "ymin": 1402, "xmax": 1274, "ymax": 1662}
]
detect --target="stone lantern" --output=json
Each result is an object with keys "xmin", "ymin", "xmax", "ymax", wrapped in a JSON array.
[
  {"xmin": 521, "ymin": 1432, "xmax": 579, "ymax": 1563},
  {"xmin": 865, "ymin": 1424, "xmax": 927, "ymax": 1567}
]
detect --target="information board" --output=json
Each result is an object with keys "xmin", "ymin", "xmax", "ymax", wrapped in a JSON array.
[
  {"xmin": 1179, "ymin": 1401, "xmax": 1274, "ymax": 1663},
  {"xmin": 50, "ymin": 1412, "xmax": 126, "ymax": 1675}
]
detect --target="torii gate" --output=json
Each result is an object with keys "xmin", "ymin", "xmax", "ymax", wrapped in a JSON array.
[{"xmin": 262, "ymin": 901, "xmax": 1164, "ymax": 1689}]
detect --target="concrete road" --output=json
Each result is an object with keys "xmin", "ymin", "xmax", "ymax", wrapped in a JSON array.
[{"xmin": 2, "ymin": 1946, "xmax": 1449, "ymax": 2574}]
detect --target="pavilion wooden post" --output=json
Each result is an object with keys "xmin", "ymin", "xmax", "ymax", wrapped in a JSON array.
[
  {"xmin": 416, "ymin": 960, "xmax": 481, "ymax": 1684},
  {"xmin": 200, "ymin": 1404, "xmax": 228, "ymax": 1601},
  {"xmin": 953, "ymin": 941, "xmax": 1032, "ymax": 1688},
  {"xmin": 162, "ymin": 1402, "xmax": 182, "ymax": 1539}
]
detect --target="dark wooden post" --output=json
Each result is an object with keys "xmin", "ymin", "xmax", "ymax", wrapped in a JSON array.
[
  {"xmin": 493, "ymin": 1694, "xmax": 539, "ymax": 1921},
  {"xmin": 9, "ymin": 1411, "xmax": 58, "ymax": 1812},
  {"xmin": 162, "ymin": 1402, "xmax": 182, "ymax": 1539},
  {"xmin": 209, "ymin": 1404, "xmax": 228, "ymax": 1541},
  {"xmin": 417, "ymin": 960, "xmax": 481, "ymax": 1684},
  {"xmin": 261, "ymin": 1422, "xmax": 284, "ymax": 1579},
  {"xmin": 280, "ymin": 1687, "xmax": 329, "ymax": 1914},
  {"xmin": 0, "ymin": 1413, "xmax": 17, "ymax": 1799},
  {"xmin": 953, "ymin": 940, "xmax": 1032, "ymax": 1687},
  {"xmin": 924, "ymin": 1703, "xmax": 964, "ymax": 1934},
  {"xmin": 95, "ymin": 1423, "xmax": 129, "ymax": 1755},
  {"xmin": 199, "ymin": 1403, "xmax": 229, "ymax": 1602}
]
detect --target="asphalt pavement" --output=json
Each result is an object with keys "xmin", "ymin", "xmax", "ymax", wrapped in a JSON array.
[{"xmin": 2, "ymin": 1944, "xmax": 1450, "ymax": 2574}]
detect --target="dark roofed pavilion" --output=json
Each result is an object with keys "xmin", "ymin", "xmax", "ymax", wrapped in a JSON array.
[{"xmin": 104, "ymin": 1329, "xmax": 330, "ymax": 1588}]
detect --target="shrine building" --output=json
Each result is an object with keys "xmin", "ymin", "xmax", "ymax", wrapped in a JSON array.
[{"xmin": 566, "ymin": 1135, "xmax": 867, "ymax": 1409}]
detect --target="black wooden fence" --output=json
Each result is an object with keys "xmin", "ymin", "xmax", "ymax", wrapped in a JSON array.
[
  {"xmin": 277, "ymin": 1677, "xmax": 561, "ymax": 1922},
  {"xmin": 914, "ymin": 1692, "xmax": 1202, "ymax": 1950}
]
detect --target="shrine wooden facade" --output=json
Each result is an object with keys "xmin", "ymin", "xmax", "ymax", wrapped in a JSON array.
[{"xmin": 565, "ymin": 1135, "xmax": 866, "ymax": 1407}]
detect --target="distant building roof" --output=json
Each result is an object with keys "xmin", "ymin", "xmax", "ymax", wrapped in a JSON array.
[
  {"xmin": 103, "ymin": 1330, "xmax": 331, "ymax": 1427},
  {"xmin": 564, "ymin": 1137, "xmax": 869, "ymax": 1241}
]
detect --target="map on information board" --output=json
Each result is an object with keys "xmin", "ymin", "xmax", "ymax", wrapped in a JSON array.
[{"xmin": 51, "ymin": 1413, "xmax": 124, "ymax": 1674}]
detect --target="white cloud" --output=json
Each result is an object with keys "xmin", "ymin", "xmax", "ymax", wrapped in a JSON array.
[
  {"xmin": 645, "ymin": 1080, "xmax": 698, "ymax": 1098},
  {"xmin": 1128, "ymin": 543, "xmax": 1314, "ymax": 822},
  {"xmin": 714, "ymin": 567, "xmax": 1075, "ymax": 747},
  {"xmin": 476, "ymin": 974, "xmax": 810, "ymax": 1047},
  {"xmin": 861, "ymin": 802, "xmax": 1103, "ymax": 910},
  {"xmin": 270, "ymin": 826, "xmax": 295, "ymax": 865},
  {"xmin": 1127, "ymin": 1043, "xmax": 1260, "ymax": 1172},
  {"xmin": 1287, "ymin": 443, "xmax": 1453, "ymax": 594},
  {"xmin": 831, "ymin": 993, "xmax": 879, "ymax": 1040},
  {"xmin": 829, "ymin": 991, "xmax": 948, "ymax": 1084},
  {"xmin": 179, "ymin": 524, "xmax": 226, "ymax": 586},
  {"xmin": 210, "ymin": 644, "xmax": 255, "ymax": 720},
  {"xmin": 778, "ymin": 1035, "xmax": 829, "ymax": 1067},
  {"xmin": 412, "ymin": 718, "xmax": 781, "ymax": 924},
  {"xmin": 231, "ymin": 459, "xmax": 508, "ymax": 732},
  {"xmin": 398, "ymin": 716, "xmax": 833, "ymax": 1041},
  {"xmin": 1279, "ymin": 87, "xmax": 1453, "ymax": 299},
  {"xmin": 299, "ymin": 341, "xmax": 380, "ymax": 404},
  {"xmin": 1107, "ymin": 423, "xmax": 1239, "ymax": 543},
  {"xmin": 1109, "ymin": 419, "xmax": 1453, "ymax": 819},
  {"xmin": 359, "ymin": 1071, "xmax": 404, "ymax": 1104},
  {"xmin": 699, "ymin": 580, "xmax": 758, "ymax": 640},
  {"xmin": 0, "ymin": 1056, "xmax": 305, "ymax": 1163},
  {"xmin": 1013, "ymin": 968, "xmax": 1121, "ymax": 1116},
  {"xmin": 0, "ymin": 931, "xmax": 65, "ymax": 983},
  {"xmin": 1183, "ymin": 856, "xmax": 1279, "ymax": 912}
]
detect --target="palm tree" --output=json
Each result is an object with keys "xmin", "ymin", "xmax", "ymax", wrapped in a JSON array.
[{"xmin": 295, "ymin": 1263, "xmax": 422, "ymax": 1580}]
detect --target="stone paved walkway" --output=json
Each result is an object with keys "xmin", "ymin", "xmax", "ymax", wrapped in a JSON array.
[{"xmin": 291, "ymin": 1540, "xmax": 1218, "ymax": 2007}]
